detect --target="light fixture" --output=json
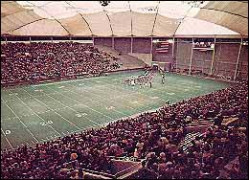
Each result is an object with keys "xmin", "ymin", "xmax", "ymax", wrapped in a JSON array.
[{"xmin": 99, "ymin": 1, "xmax": 110, "ymax": 7}]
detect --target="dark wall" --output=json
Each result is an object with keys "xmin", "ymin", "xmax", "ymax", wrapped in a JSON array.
[
  {"xmin": 238, "ymin": 45, "xmax": 248, "ymax": 80},
  {"xmin": 94, "ymin": 37, "xmax": 112, "ymax": 47},
  {"xmin": 175, "ymin": 40, "xmax": 192, "ymax": 69},
  {"xmin": 213, "ymin": 43, "xmax": 240, "ymax": 78},
  {"xmin": 132, "ymin": 38, "xmax": 151, "ymax": 53},
  {"xmin": 114, "ymin": 38, "xmax": 131, "ymax": 54},
  {"xmin": 192, "ymin": 50, "xmax": 212, "ymax": 74}
]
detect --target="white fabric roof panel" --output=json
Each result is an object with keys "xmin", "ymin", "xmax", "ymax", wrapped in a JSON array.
[
  {"xmin": 203, "ymin": 1, "xmax": 248, "ymax": 18},
  {"xmin": 59, "ymin": 14, "xmax": 92, "ymax": 36},
  {"xmin": 132, "ymin": 12, "xmax": 155, "ymax": 37},
  {"xmin": 12, "ymin": 19, "xmax": 68, "ymax": 36},
  {"xmin": 1, "ymin": 1, "xmax": 24, "ymax": 17},
  {"xmin": 1, "ymin": 10, "xmax": 42, "ymax": 34},
  {"xmin": 1, "ymin": 1, "xmax": 248, "ymax": 37},
  {"xmin": 175, "ymin": 17, "xmax": 240, "ymax": 36},
  {"xmin": 196, "ymin": 9, "xmax": 248, "ymax": 36},
  {"xmin": 108, "ymin": 11, "xmax": 131, "ymax": 37},
  {"xmin": 196, "ymin": 1, "xmax": 248, "ymax": 36},
  {"xmin": 157, "ymin": 1, "xmax": 190, "ymax": 19},
  {"xmin": 152, "ymin": 14, "xmax": 178, "ymax": 37},
  {"xmin": 82, "ymin": 11, "xmax": 112, "ymax": 37}
]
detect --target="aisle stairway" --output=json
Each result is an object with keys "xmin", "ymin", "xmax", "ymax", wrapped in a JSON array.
[
  {"xmin": 95, "ymin": 45, "xmax": 147, "ymax": 70},
  {"xmin": 180, "ymin": 132, "xmax": 203, "ymax": 152}
]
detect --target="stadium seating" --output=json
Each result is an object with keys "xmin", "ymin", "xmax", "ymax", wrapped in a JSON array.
[
  {"xmin": 1, "ymin": 82, "xmax": 247, "ymax": 179},
  {"xmin": 1, "ymin": 42, "xmax": 120, "ymax": 87}
]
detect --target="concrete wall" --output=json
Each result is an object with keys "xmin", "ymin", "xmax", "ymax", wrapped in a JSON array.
[
  {"xmin": 213, "ymin": 43, "xmax": 240, "ymax": 78},
  {"xmin": 192, "ymin": 50, "xmax": 212, "ymax": 74},
  {"xmin": 114, "ymin": 38, "xmax": 131, "ymax": 54},
  {"xmin": 129, "ymin": 53, "xmax": 152, "ymax": 65},
  {"xmin": 94, "ymin": 37, "xmax": 112, "ymax": 47},
  {"xmin": 93, "ymin": 37, "xmax": 246, "ymax": 80},
  {"xmin": 132, "ymin": 38, "xmax": 151, "ymax": 53},
  {"xmin": 238, "ymin": 45, "xmax": 248, "ymax": 81},
  {"xmin": 175, "ymin": 40, "xmax": 192, "ymax": 69}
]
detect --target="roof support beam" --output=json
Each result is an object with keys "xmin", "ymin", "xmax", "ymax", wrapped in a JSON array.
[
  {"xmin": 209, "ymin": 37, "xmax": 216, "ymax": 76},
  {"xmin": 128, "ymin": 1, "xmax": 133, "ymax": 37},
  {"xmin": 103, "ymin": 9, "xmax": 114, "ymax": 36},
  {"xmin": 233, "ymin": 37, "xmax": 243, "ymax": 80},
  {"xmin": 201, "ymin": 8, "xmax": 247, "ymax": 19},
  {"xmin": 103, "ymin": 9, "xmax": 114, "ymax": 48},
  {"xmin": 175, "ymin": 39, "xmax": 178, "ymax": 70},
  {"xmin": 112, "ymin": 36, "xmax": 115, "ymax": 49},
  {"xmin": 173, "ymin": 6, "xmax": 194, "ymax": 36},
  {"xmin": 172, "ymin": 36, "xmax": 175, "ymax": 60},
  {"xmin": 65, "ymin": 1, "xmax": 93, "ymax": 36},
  {"xmin": 131, "ymin": 36, "xmax": 133, "ymax": 53},
  {"xmin": 26, "ymin": 1, "xmax": 71, "ymax": 35},
  {"xmin": 10, "ymin": 18, "xmax": 46, "ymax": 33},
  {"xmin": 188, "ymin": 38, "xmax": 194, "ymax": 75},
  {"xmin": 151, "ymin": 1, "xmax": 160, "ymax": 36},
  {"xmin": 150, "ymin": 36, "xmax": 153, "ymax": 54}
]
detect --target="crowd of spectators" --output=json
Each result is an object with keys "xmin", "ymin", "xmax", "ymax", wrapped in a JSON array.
[
  {"xmin": 1, "ymin": 42, "xmax": 120, "ymax": 86},
  {"xmin": 1, "ymin": 82, "xmax": 248, "ymax": 179}
]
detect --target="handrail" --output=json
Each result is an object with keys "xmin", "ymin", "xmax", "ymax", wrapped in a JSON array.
[
  {"xmin": 60, "ymin": 159, "xmax": 115, "ymax": 178},
  {"xmin": 115, "ymin": 162, "xmax": 141, "ymax": 177}
]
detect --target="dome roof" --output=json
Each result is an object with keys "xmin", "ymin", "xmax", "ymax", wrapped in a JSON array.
[{"xmin": 1, "ymin": 1, "xmax": 247, "ymax": 37}]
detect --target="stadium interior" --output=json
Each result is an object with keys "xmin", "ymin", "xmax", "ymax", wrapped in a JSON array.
[{"xmin": 1, "ymin": 1, "xmax": 248, "ymax": 179}]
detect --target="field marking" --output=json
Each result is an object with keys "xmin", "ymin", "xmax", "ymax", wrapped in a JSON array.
[
  {"xmin": 66, "ymin": 83, "xmax": 132, "ymax": 117},
  {"xmin": 2, "ymin": 80, "xmax": 211, "ymax": 125},
  {"xmin": 70, "ymin": 75, "xmax": 177, "ymax": 113},
  {"xmin": 1, "ymin": 72, "xmax": 228, "ymax": 149},
  {"xmin": 96, "ymin": 74, "xmax": 211, "ymax": 107},
  {"xmin": 1, "ymin": 128, "xmax": 7, "ymax": 136},
  {"xmin": 100, "ymin": 83, "xmax": 164, "ymax": 110},
  {"xmin": 14, "ymin": 95, "xmax": 61, "ymax": 137},
  {"xmin": 74, "ymin": 83, "xmax": 154, "ymax": 111},
  {"xmin": 68, "ymin": 82, "xmax": 171, "ymax": 123},
  {"xmin": 111, "ymin": 82, "xmax": 201, "ymax": 103},
  {"xmin": 45, "ymin": 94, "xmax": 100, "ymax": 127},
  {"xmin": 1, "ymin": 128, "xmax": 14, "ymax": 150},
  {"xmin": 91, "ymin": 73, "xmax": 216, "ymax": 100},
  {"xmin": 88, "ymin": 77, "xmax": 211, "ymax": 99},
  {"xmin": 34, "ymin": 85, "xmax": 101, "ymax": 127},
  {"xmin": 54, "ymin": 82, "xmax": 155, "ymax": 126},
  {"xmin": 1, "ymin": 98, "xmax": 39, "ymax": 143},
  {"xmin": 20, "ymin": 88, "xmax": 82, "ymax": 131},
  {"xmin": 1, "ymin": 106, "xmax": 68, "ymax": 121}
]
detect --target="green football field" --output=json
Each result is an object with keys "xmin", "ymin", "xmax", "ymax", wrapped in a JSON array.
[{"xmin": 1, "ymin": 70, "xmax": 229, "ymax": 150}]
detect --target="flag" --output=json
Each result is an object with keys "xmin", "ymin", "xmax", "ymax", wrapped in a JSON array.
[{"xmin": 156, "ymin": 41, "xmax": 170, "ymax": 53}]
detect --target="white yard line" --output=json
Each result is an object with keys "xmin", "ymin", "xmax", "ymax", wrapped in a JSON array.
[
  {"xmin": 1, "ymin": 98, "xmax": 39, "ymax": 143},
  {"xmin": 1, "ymin": 128, "xmax": 7, "ymax": 136},
  {"xmin": 71, "ymin": 82, "xmax": 155, "ymax": 112},
  {"xmin": 108, "ymin": 81, "xmax": 203, "ymax": 104},
  {"xmin": 1, "ymin": 128, "xmax": 14, "ymax": 150},
  {"xmin": 79, "ymin": 84, "xmax": 141, "ymax": 106},
  {"xmin": 66, "ymin": 83, "xmax": 171, "ymax": 125},
  {"xmin": 69, "ymin": 79, "xmax": 174, "ymax": 119},
  {"xmin": 14, "ymin": 95, "xmax": 61, "ymax": 137},
  {"xmin": 65, "ymin": 83, "xmax": 131, "ymax": 117},
  {"xmin": 20, "ymin": 88, "xmax": 82, "ymax": 130},
  {"xmin": 1, "ymin": 106, "xmax": 68, "ymax": 121},
  {"xmin": 94, "ymin": 73, "xmax": 209, "ymax": 99},
  {"xmin": 34, "ymin": 85, "xmax": 101, "ymax": 127}
]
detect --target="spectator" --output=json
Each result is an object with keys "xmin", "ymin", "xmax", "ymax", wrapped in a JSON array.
[{"xmin": 1, "ymin": 82, "xmax": 248, "ymax": 179}]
